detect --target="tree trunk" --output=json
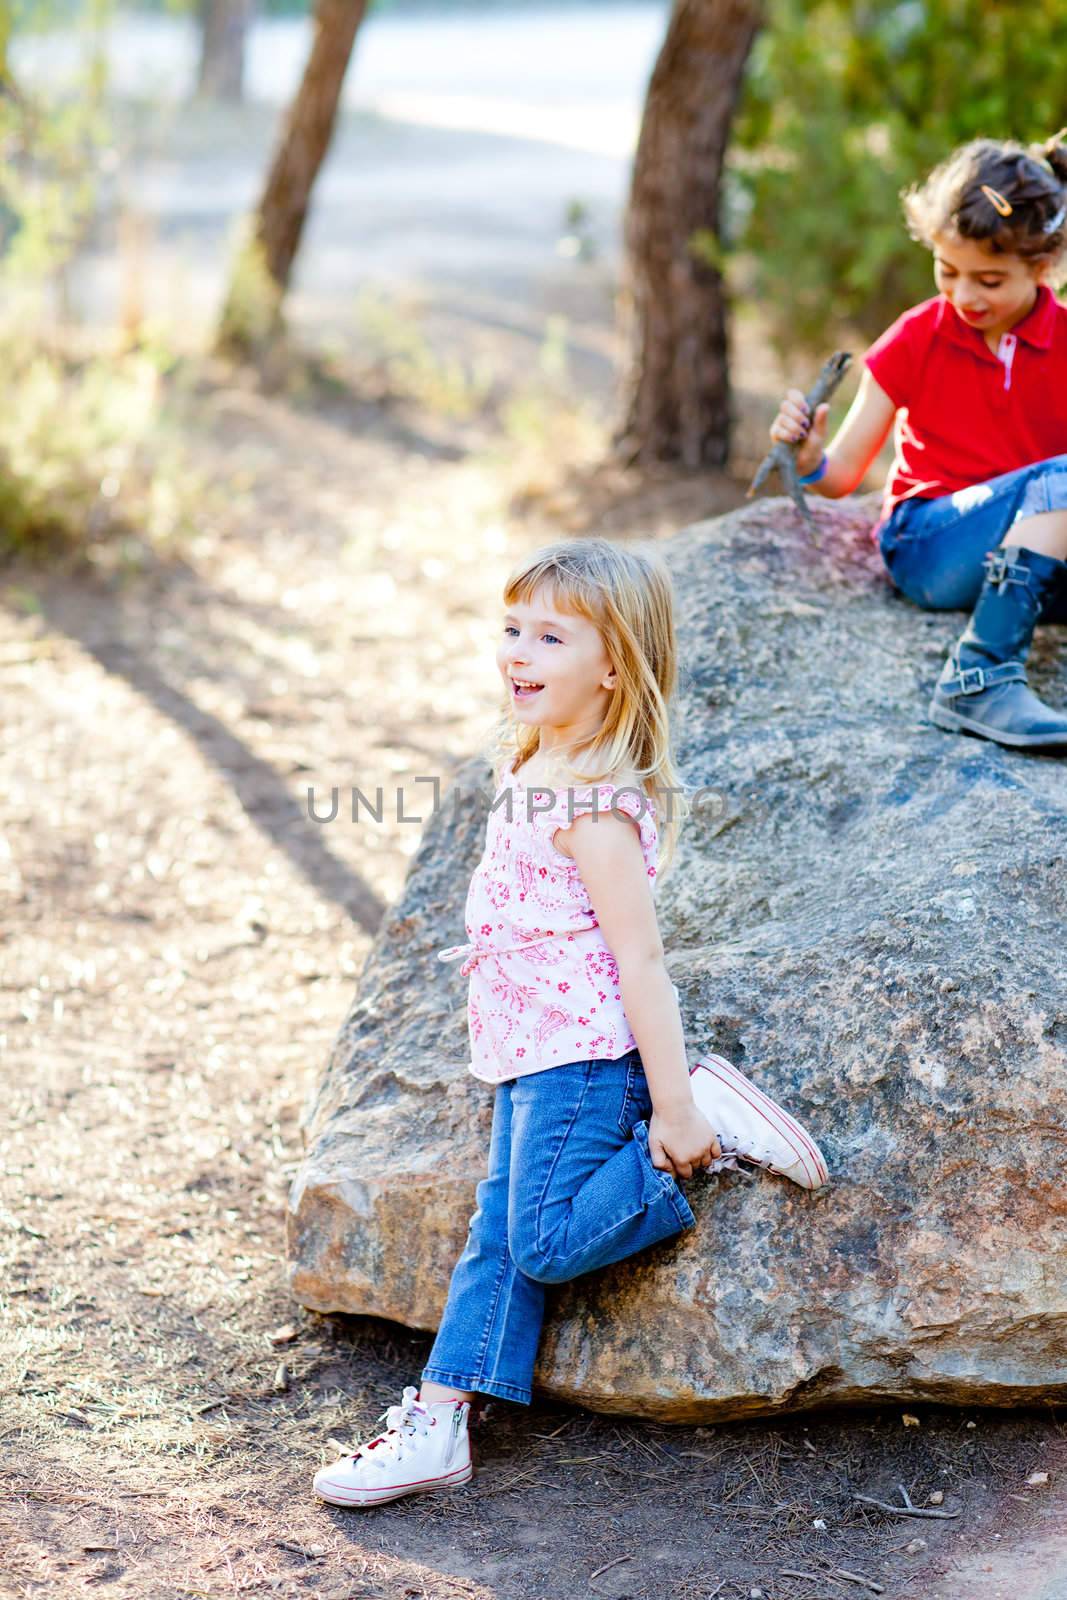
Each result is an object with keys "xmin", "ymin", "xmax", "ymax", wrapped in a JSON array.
[
  {"xmin": 253, "ymin": 0, "xmax": 368, "ymax": 292},
  {"xmin": 197, "ymin": 0, "xmax": 256, "ymax": 103},
  {"xmin": 617, "ymin": 0, "xmax": 762, "ymax": 468},
  {"xmin": 216, "ymin": 0, "xmax": 368, "ymax": 351}
]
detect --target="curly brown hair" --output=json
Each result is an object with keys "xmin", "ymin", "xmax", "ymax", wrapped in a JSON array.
[{"xmin": 902, "ymin": 132, "xmax": 1067, "ymax": 267}]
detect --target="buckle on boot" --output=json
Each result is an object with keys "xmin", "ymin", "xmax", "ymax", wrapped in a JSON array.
[
  {"xmin": 951, "ymin": 664, "xmax": 988, "ymax": 695},
  {"xmin": 943, "ymin": 657, "xmax": 1026, "ymax": 697},
  {"xmin": 983, "ymin": 550, "xmax": 1030, "ymax": 589}
]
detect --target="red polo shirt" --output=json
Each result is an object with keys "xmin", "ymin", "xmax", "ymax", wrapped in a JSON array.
[{"xmin": 864, "ymin": 284, "xmax": 1067, "ymax": 527}]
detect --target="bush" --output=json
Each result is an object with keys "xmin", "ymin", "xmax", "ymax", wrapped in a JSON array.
[
  {"xmin": 731, "ymin": 0, "xmax": 1067, "ymax": 352},
  {"xmin": 0, "ymin": 334, "xmax": 190, "ymax": 563},
  {"xmin": 0, "ymin": 6, "xmax": 196, "ymax": 562}
]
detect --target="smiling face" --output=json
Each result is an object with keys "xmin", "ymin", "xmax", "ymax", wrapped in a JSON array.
[
  {"xmin": 932, "ymin": 231, "xmax": 1046, "ymax": 342},
  {"xmin": 497, "ymin": 583, "xmax": 617, "ymax": 755}
]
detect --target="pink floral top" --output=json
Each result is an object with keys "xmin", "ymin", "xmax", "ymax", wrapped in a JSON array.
[{"xmin": 438, "ymin": 774, "xmax": 661, "ymax": 1084}]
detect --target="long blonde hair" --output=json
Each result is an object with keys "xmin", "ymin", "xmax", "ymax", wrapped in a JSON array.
[{"xmin": 484, "ymin": 537, "xmax": 690, "ymax": 877}]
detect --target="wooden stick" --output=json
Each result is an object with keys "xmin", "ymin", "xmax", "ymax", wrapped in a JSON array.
[
  {"xmin": 830, "ymin": 1569, "xmax": 885, "ymax": 1595},
  {"xmin": 853, "ymin": 1493, "xmax": 959, "ymax": 1520},
  {"xmin": 589, "ymin": 1555, "xmax": 633, "ymax": 1581}
]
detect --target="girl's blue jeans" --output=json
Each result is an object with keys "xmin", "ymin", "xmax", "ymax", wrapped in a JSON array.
[
  {"xmin": 421, "ymin": 1048, "xmax": 695, "ymax": 1406},
  {"xmin": 877, "ymin": 454, "xmax": 1067, "ymax": 620}
]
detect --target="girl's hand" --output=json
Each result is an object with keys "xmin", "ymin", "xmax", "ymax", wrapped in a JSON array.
[
  {"xmin": 648, "ymin": 1103, "xmax": 722, "ymax": 1180},
  {"xmin": 770, "ymin": 389, "xmax": 830, "ymax": 477}
]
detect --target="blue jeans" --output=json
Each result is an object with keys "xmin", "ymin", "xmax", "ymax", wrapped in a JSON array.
[
  {"xmin": 421, "ymin": 1049, "xmax": 696, "ymax": 1405},
  {"xmin": 878, "ymin": 454, "xmax": 1067, "ymax": 620}
]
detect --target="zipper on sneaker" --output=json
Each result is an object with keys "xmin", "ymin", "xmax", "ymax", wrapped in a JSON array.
[{"xmin": 443, "ymin": 1403, "xmax": 463, "ymax": 1467}]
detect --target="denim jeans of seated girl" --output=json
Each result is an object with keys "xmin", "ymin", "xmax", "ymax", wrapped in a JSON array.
[
  {"xmin": 878, "ymin": 453, "xmax": 1067, "ymax": 620},
  {"xmin": 421, "ymin": 1049, "xmax": 696, "ymax": 1406}
]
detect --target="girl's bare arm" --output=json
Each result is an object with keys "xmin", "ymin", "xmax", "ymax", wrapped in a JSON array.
[
  {"xmin": 771, "ymin": 367, "xmax": 897, "ymax": 497},
  {"xmin": 557, "ymin": 811, "xmax": 719, "ymax": 1178}
]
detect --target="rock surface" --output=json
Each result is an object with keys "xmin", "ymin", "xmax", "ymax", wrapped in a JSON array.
[{"xmin": 288, "ymin": 494, "xmax": 1067, "ymax": 1422}]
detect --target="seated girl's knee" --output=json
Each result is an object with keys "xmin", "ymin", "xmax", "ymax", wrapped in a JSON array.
[
  {"xmin": 1014, "ymin": 459, "xmax": 1067, "ymax": 525},
  {"xmin": 1015, "ymin": 452, "xmax": 1067, "ymax": 485},
  {"xmin": 509, "ymin": 1234, "xmax": 570, "ymax": 1285}
]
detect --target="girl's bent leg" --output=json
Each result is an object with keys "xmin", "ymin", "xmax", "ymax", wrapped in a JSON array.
[
  {"xmin": 1007, "ymin": 467, "xmax": 1067, "ymax": 620},
  {"xmin": 506, "ymin": 1053, "xmax": 695, "ymax": 1286},
  {"xmin": 420, "ymin": 1379, "xmax": 473, "ymax": 1404},
  {"xmin": 879, "ymin": 456, "xmax": 1067, "ymax": 618},
  {"xmin": 929, "ymin": 543, "xmax": 1067, "ymax": 748},
  {"xmin": 1008, "ymin": 509, "xmax": 1067, "ymax": 562},
  {"xmin": 421, "ymin": 1082, "xmax": 545, "ymax": 1406}
]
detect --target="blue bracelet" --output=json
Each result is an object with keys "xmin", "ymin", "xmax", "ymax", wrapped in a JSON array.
[{"xmin": 798, "ymin": 452, "xmax": 829, "ymax": 486}]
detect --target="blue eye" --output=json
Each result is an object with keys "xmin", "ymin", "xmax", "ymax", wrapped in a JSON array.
[{"xmin": 502, "ymin": 626, "xmax": 562, "ymax": 643}]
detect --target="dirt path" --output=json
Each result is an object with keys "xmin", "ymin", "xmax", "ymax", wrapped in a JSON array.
[
  {"xmin": 2, "ymin": 349, "xmax": 1064, "ymax": 1600},
  {"xmin": 934, "ymin": 1529, "xmax": 1067, "ymax": 1600}
]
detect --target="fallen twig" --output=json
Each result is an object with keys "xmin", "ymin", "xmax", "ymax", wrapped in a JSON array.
[
  {"xmin": 532, "ymin": 1420, "xmax": 572, "ymax": 1442},
  {"xmin": 589, "ymin": 1554, "xmax": 633, "ymax": 1581},
  {"xmin": 781, "ymin": 1573, "xmax": 845, "ymax": 1589},
  {"xmin": 853, "ymin": 1493, "xmax": 959, "ymax": 1520},
  {"xmin": 830, "ymin": 1569, "xmax": 885, "ymax": 1594},
  {"xmin": 275, "ymin": 1540, "xmax": 323, "ymax": 1560}
]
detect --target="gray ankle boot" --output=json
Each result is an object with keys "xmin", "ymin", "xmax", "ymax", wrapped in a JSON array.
[{"xmin": 928, "ymin": 546, "xmax": 1067, "ymax": 749}]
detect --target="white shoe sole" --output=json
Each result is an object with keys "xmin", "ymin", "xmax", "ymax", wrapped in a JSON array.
[
  {"xmin": 313, "ymin": 1457, "xmax": 473, "ymax": 1507},
  {"xmin": 691, "ymin": 1053, "xmax": 829, "ymax": 1189}
]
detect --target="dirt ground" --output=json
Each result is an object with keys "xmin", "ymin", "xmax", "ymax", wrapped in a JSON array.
[
  {"xmin": 2, "ymin": 68, "xmax": 1066, "ymax": 1596},
  {"xmin": 2, "ymin": 333, "xmax": 1066, "ymax": 1600}
]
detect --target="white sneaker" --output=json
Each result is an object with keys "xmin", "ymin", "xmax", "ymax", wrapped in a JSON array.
[
  {"xmin": 313, "ymin": 1386, "xmax": 472, "ymax": 1508},
  {"xmin": 690, "ymin": 1054, "xmax": 829, "ymax": 1190}
]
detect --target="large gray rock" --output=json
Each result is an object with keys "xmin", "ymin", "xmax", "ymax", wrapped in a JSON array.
[{"xmin": 288, "ymin": 495, "xmax": 1067, "ymax": 1422}]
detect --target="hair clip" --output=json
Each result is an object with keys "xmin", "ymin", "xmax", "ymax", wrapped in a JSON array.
[
  {"xmin": 981, "ymin": 184, "xmax": 1014, "ymax": 217},
  {"xmin": 1043, "ymin": 204, "xmax": 1067, "ymax": 234}
]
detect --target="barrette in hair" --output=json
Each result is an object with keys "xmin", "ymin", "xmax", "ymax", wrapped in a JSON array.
[
  {"xmin": 981, "ymin": 184, "xmax": 1014, "ymax": 217},
  {"xmin": 1043, "ymin": 204, "xmax": 1067, "ymax": 234}
]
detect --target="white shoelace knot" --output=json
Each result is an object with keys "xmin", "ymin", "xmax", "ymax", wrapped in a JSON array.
[{"xmin": 352, "ymin": 1385, "xmax": 433, "ymax": 1471}]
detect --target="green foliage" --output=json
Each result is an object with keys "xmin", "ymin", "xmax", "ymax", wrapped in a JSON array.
[
  {"xmin": 0, "ymin": 333, "xmax": 195, "ymax": 562},
  {"xmin": 732, "ymin": 0, "xmax": 1067, "ymax": 351},
  {"xmin": 355, "ymin": 289, "xmax": 495, "ymax": 419},
  {"xmin": 0, "ymin": 2, "xmax": 197, "ymax": 562},
  {"xmin": 0, "ymin": 3, "xmax": 111, "ymax": 283}
]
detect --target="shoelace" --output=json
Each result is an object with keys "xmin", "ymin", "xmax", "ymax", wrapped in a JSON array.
[
  {"xmin": 343, "ymin": 1386, "xmax": 433, "ymax": 1470},
  {"xmin": 705, "ymin": 1148, "xmax": 743, "ymax": 1174},
  {"xmin": 713, "ymin": 1133, "xmax": 766, "ymax": 1171}
]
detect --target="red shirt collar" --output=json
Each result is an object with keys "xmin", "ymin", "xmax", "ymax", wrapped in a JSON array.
[{"xmin": 935, "ymin": 283, "xmax": 1056, "ymax": 354}]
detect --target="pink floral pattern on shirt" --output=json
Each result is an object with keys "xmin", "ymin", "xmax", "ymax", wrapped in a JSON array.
[{"xmin": 438, "ymin": 778, "xmax": 660, "ymax": 1084}]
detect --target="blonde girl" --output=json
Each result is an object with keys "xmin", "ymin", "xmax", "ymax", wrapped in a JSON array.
[{"xmin": 313, "ymin": 538, "xmax": 826, "ymax": 1509}]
